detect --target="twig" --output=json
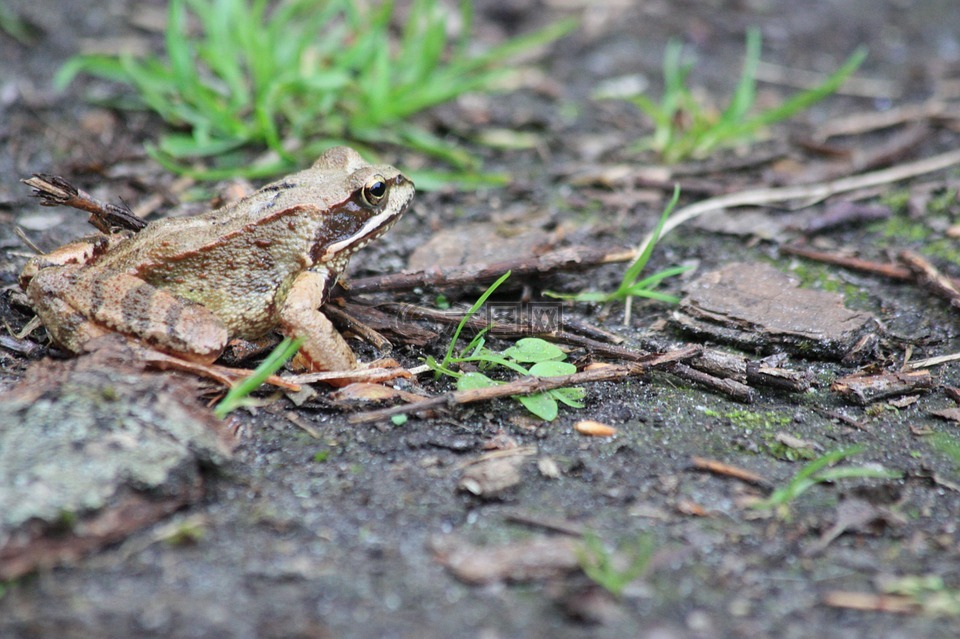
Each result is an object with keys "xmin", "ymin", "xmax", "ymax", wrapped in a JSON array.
[
  {"xmin": 324, "ymin": 304, "xmax": 393, "ymax": 351},
  {"xmin": 815, "ymin": 100, "xmax": 960, "ymax": 140},
  {"xmin": 662, "ymin": 362, "xmax": 754, "ymax": 403},
  {"xmin": 348, "ymin": 363, "xmax": 642, "ymax": 424},
  {"xmin": 503, "ymin": 511, "xmax": 586, "ymax": 537},
  {"xmin": 832, "ymin": 370, "xmax": 934, "ymax": 405},
  {"xmin": 810, "ymin": 406, "xmax": 872, "ymax": 433},
  {"xmin": 905, "ymin": 352, "xmax": 960, "ymax": 370},
  {"xmin": 821, "ymin": 591, "xmax": 918, "ymax": 614},
  {"xmin": 348, "ymin": 245, "xmax": 634, "ymax": 294},
  {"xmin": 899, "ymin": 249, "xmax": 960, "ymax": 310},
  {"xmin": 350, "ymin": 348, "xmax": 696, "ymax": 424},
  {"xmin": 690, "ymin": 456, "xmax": 772, "ymax": 489},
  {"xmin": 780, "ymin": 243, "xmax": 921, "ymax": 283},
  {"xmin": 636, "ymin": 148, "xmax": 960, "ymax": 258},
  {"xmin": 21, "ymin": 174, "xmax": 147, "ymax": 233}
]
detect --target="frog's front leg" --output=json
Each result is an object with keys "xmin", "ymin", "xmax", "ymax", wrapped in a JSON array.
[
  {"xmin": 279, "ymin": 270, "xmax": 358, "ymax": 372},
  {"xmin": 26, "ymin": 264, "xmax": 228, "ymax": 363}
]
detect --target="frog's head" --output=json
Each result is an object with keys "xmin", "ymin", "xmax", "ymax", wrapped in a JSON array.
[{"xmin": 309, "ymin": 147, "xmax": 415, "ymax": 270}]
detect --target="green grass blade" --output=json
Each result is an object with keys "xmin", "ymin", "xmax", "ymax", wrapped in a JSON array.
[
  {"xmin": 756, "ymin": 445, "xmax": 865, "ymax": 508},
  {"xmin": 626, "ymin": 264, "xmax": 693, "ymax": 293},
  {"xmin": 463, "ymin": 18, "xmax": 578, "ymax": 71},
  {"xmin": 54, "ymin": 55, "xmax": 129, "ymax": 89},
  {"xmin": 214, "ymin": 336, "xmax": 302, "ymax": 418},
  {"xmin": 618, "ymin": 185, "xmax": 681, "ymax": 292},
  {"xmin": 438, "ymin": 271, "xmax": 512, "ymax": 375},
  {"xmin": 721, "ymin": 28, "xmax": 761, "ymax": 124},
  {"xmin": 750, "ymin": 47, "xmax": 867, "ymax": 128}
]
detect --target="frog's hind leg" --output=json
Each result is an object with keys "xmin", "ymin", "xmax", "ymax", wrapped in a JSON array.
[
  {"xmin": 18, "ymin": 232, "xmax": 131, "ymax": 290},
  {"xmin": 26, "ymin": 264, "xmax": 228, "ymax": 362}
]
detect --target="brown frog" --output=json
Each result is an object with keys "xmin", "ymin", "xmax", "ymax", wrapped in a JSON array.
[{"xmin": 19, "ymin": 146, "xmax": 415, "ymax": 373}]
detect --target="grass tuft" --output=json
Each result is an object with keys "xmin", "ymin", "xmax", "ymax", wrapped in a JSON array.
[
  {"xmin": 57, "ymin": 0, "xmax": 576, "ymax": 182},
  {"xmin": 546, "ymin": 185, "xmax": 690, "ymax": 305},
  {"xmin": 752, "ymin": 445, "xmax": 902, "ymax": 518},
  {"xmin": 599, "ymin": 29, "xmax": 866, "ymax": 163}
]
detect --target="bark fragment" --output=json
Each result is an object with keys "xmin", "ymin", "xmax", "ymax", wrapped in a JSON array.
[
  {"xmin": 831, "ymin": 370, "xmax": 935, "ymax": 405},
  {"xmin": 672, "ymin": 262, "xmax": 876, "ymax": 360}
]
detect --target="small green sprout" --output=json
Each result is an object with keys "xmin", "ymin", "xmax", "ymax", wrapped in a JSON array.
[
  {"xmin": 929, "ymin": 433, "xmax": 960, "ymax": 469},
  {"xmin": 390, "ymin": 414, "xmax": 409, "ymax": 426},
  {"xmin": 881, "ymin": 574, "xmax": 960, "ymax": 617},
  {"xmin": 0, "ymin": 4, "xmax": 34, "ymax": 44},
  {"xmin": 453, "ymin": 338, "xmax": 585, "ymax": 421},
  {"xmin": 214, "ymin": 336, "xmax": 303, "ymax": 419},
  {"xmin": 56, "ymin": 0, "xmax": 575, "ymax": 183},
  {"xmin": 752, "ymin": 445, "xmax": 902, "ymax": 517},
  {"xmin": 546, "ymin": 186, "xmax": 690, "ymax": 305},
  {"xmin": 161, "ymin": 518, "xmax": 207, "ymax": 546},
  {"xmin": 433, "ymin": 270, "xmax": 511, "ymax": 376},
  {"xmin": 426, "ymin": 273, "xmax": 584, "ymax": 421},
  {"xmin": 601, "ymin": 29, "xmax": 866, "ymax": 163},
  {"xmin": 577, "ymin": 531, "xmax": 655, "ymax": 598}
]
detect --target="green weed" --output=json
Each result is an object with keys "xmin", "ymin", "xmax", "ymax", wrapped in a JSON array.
[
  {"xmin": 881, "ymin": 574, "xmax": 960, "ymax": 617},
  {"xmin": 0, "ymin": 4, "xmax": 34, "ymax": 44},
  {"xmin": 577, "ymin": 531, "xmax": 655, "ymax": 597},
  {"xmin": 601, "ymin": 29, "xmax": 866, "ymax": 163},
  {"xmin": 426, "ymin": 272, "xmax": 585, "ymax": 421},
  {"xmin": 752, "ymin": 445, "xmax": 902, "ymax": 517},
  {"xmin": 929, "ymin": 433, "xmax": 960, "ymax": 469},
  {"xmin": 546, "ymin": 186, "xmax": 690, "ymax": 305},
  {"xmin": 214, "ymin": 336, "xmax": 303, "ymax": 418},
  {"xmin": 57, "ymin": 0, "xmax": 575, "ymax": 182}
]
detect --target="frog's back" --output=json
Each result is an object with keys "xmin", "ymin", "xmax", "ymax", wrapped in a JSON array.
[{"xmin": 96, "ymin": 197, "xmax": 325, "ymax": 338}]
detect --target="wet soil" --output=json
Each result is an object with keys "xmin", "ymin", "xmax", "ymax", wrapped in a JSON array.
[{"xmin": 3, "ymin": 1, "xmax": 960, "ymax": 637}]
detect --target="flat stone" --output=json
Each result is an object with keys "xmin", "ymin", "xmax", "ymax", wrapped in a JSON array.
[
  {"xmin": 672, "ymin": 262, "xmax": 876, "ymax": 360},
  {"xmin": 0, "ymin": 345, "xmax": 233, "ymax": 579}
]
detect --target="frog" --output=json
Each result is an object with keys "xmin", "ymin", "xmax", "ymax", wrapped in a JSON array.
[{"xmin": 18, "ymin": 146, "xmax": 415, "ymax": 375}]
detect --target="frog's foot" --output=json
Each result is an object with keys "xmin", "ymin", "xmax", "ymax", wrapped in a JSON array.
[
  {"xmin": 219, "ymin": 335, "xmax": 281, "ymax": 366},
  {"xmin": 80, "ymin": 335, "xmax": 300, "ymax": 392}
]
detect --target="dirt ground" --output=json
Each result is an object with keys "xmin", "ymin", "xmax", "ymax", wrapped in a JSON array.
[{"xmin": 2, "ymin": 1, "xmax": 960, "ymax": 637}]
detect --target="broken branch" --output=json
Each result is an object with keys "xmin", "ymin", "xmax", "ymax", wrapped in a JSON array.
[{"xmin": 21, "ymin": 174, "xmax": 147, "ymax": 233}]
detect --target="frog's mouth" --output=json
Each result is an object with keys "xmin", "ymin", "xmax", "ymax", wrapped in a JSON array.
[{"xmin": 320, "ymin": 175, "xmax": 414, "ymax": 260}]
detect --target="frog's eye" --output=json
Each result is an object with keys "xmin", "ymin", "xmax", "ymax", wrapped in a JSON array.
[{"xmin": 362, "ymin": 175, "xmax": 389, "ymax": 206}]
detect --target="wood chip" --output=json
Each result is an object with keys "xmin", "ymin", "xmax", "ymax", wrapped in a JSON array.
[
  {"xmin": 431, "ymin": 535, "xmax": 580, "ymax": 585},
  {"xmin": 831, "ymin": 370, "xmax": 935, "ymax": 405},
  {"xmin": 690, "ymin": 456, "xmax": 772, "ymax": 489},
  {"xmin": 574, "ymin": 420, "xmax": 617, "ymax": 437},
  {"xmin": 676, "ymin": 500, "xmax": 710, "ymax": 517},
  {"xmin": 537, "ymin": 456, "xmax": 562, "ymax": 479},
  {"xmin": 458, "ymin": 456, "xmax": 525, "ymax": 497},
  {"xmin": 822, "ymin": 591, "xmax": 918, "ymax": 614}
]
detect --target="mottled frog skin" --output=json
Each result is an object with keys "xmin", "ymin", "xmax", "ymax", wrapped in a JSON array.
[{"xmin": 20, "ymin": 146, "xmax": 415, "ymax": 372}]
